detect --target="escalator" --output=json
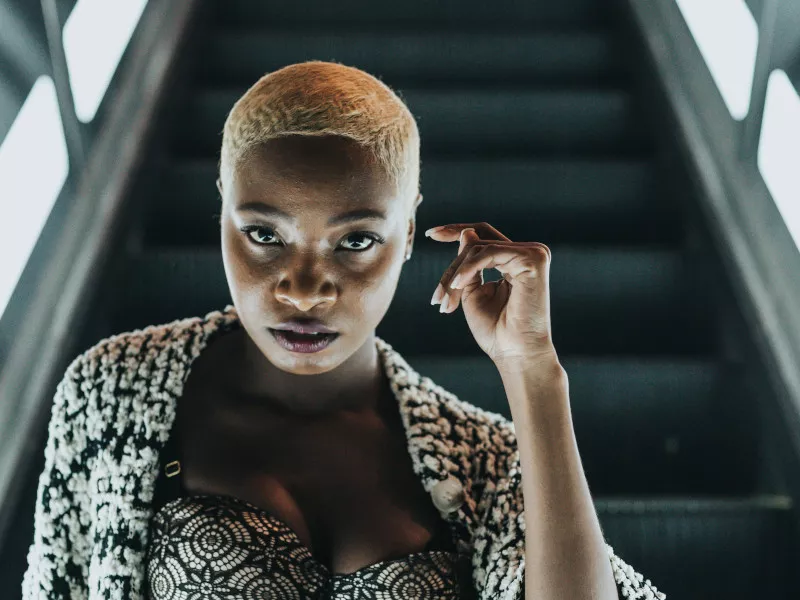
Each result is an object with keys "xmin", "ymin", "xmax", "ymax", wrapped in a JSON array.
[{"xmin": 3, "ymin": 0, "xmax": 800, "ymax": 597}]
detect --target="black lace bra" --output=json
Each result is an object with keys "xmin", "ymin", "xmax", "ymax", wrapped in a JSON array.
[{"xmin": 145, "ymin": 419, "xmax": 476, "ymax": 599}]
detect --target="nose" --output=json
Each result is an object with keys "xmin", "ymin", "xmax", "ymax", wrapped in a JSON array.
[{"xmin": 274, "ymin": 258, "xmax": 337, "ymax": 311}]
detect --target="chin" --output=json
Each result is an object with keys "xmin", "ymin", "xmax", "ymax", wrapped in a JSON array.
[
  {"xmin": 270, "ymin": 356, "xmax": 346, "ymax": 376},
  {"xmin": 264, "ymin": 334, "xmax": 350, "ymax": 375}
]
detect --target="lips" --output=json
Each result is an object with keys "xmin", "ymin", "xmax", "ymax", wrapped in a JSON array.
[
  {"xmin": 272, "ymin": 322, "xmax": 337, "ymax": 334},
  {"xmin": 269, "ymin": 328, "xmax": 339, "ymax": 353}
]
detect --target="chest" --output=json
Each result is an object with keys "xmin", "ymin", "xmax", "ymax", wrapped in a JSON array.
[{"xmin": 173, "ymin": 370, "xmax": 450, "ymax": 575}]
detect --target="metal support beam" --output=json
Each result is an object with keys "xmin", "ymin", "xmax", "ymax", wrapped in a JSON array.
[
  {"xmin": 40, "ymin": 0, "xmax": 86, "ymax": 171},
  {"xmin": 739, "ymin": 0, "xmax": 779, "ymax": 162},
  {"xmin": 623, "ymin": 0, "xmax": 800, "ymax": 544},
  {"xmin": 0, "ymin": 0, "xmax": 206, "ymax": 555}
]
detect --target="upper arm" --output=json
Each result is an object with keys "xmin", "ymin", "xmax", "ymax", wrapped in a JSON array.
[{"xmin": 22, "ymin": 355, "xmax": 95, "ymax": 600}]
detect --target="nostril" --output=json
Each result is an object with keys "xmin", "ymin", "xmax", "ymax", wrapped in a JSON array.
[
  {"xmin": 275, "ymin": 283, "xmax": 338, "ymax": 311},
  {"xmin": 275, "ymin": 293, "xmax": 331, "ymax": 312}
]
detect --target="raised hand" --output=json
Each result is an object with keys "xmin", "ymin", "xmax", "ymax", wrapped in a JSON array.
[{"xmin": 426, "ymin": 222, "xmax": 558, "ymax": 372}]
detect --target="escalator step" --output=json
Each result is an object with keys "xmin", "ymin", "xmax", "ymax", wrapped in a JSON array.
[
  {"xmin": 215, "ymin": 0, "xmax": 609, "ymax": 28},
  {"xmin": 143, "ymin": 158, "xmax": 679, "ymax": 247},
  {"xmin": 410, "ymin": 355, "xmax": 755, "ymax": 495},
  {"xmin": 197, "ymin": 29, "xmax": 626, "ymax": 87},
  {"xmin": 595, "ymin": 496, "xmax": 798, "ymax": 600},
  {"xmin": 106, "ymin": 246, "xmax": 715, "ymax": 358},
  {"xmin": 174, "ymin": 88, "xmax": 651, "ymax": 157}
]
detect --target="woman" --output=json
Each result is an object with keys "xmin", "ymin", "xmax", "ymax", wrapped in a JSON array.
[{"xmin": 22, "ymin": 61, "xmax": 665, "ymax": 599}]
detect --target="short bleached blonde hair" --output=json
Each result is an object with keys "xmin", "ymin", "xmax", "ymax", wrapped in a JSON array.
[{"xmin": 220, "ymin": 60, "xmax": 420, "ymax": 205}]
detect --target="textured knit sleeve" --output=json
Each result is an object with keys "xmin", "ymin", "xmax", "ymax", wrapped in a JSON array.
[
  {"xmin": 472, "ymin": 420, "xmax": 667, "ymax": 600},
  {"xmin": 22, "ymin": 353, "xmax": 95, "ymax": 600}
]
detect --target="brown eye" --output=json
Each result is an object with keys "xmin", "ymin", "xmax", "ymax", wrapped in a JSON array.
[
  {"xmin": 240, "ymin": 226, "xmax": 277, "ymax": 245},
  {"xmin": 339, "ymin": 233, "xmax": 382, "ymax": 252}
]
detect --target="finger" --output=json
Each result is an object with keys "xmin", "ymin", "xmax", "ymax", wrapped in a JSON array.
[
  {"xmin": 458, "ymin": 226, "xmax": 473, "ymax": 254},
  {"xmin": 431, "ymin": 239, "xmax": 529, "ymax": 304},
  {"xmin": 451, "ymin": 243, "xmax": 551, "ymax": 292},
  {"xmin": 432, "ymin": 227, "xmax": 481, "ymax": 309},
  {"xmin": 441, "ymin": 228, "xmax": 480, "ymax": 314},
  {"xmin": 441, "ymin": 229, "xmax": 511, "ymax": 314},
  {"xmin": 425, "ymin": 222, "xmax": 512, "ymax": 243},
  {"xmin": 431, "ymin": 238, "xmax": 541, "ymax": 304}
]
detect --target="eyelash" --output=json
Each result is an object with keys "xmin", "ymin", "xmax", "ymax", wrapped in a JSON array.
[{"xmin": 239, "ymin": 225, "xmax": 385, "ymax": 252}]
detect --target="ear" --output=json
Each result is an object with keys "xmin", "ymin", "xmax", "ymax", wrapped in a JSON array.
[
  {"xmin": 216, "ymin": 177, "xmax": 224, "ymax": 197},
  {"xmin": 405, "ymin": 193, "xmax": 423, "ymax": 259}
]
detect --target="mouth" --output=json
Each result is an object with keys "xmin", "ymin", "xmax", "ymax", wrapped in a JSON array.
[{"xmin": 269, "ymin": 329, "xmax": 340, "ymax": 353}]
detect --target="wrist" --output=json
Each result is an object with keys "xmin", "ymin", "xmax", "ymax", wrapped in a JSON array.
[
  {"xmin": 494, "ymin": 351, "xmax": 565, "ymax": 379},
  {"xmin": 496, "ymin": 358, "xmax": 570, "ymax": 421}
]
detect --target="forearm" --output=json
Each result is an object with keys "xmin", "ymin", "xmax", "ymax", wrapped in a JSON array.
[{"xmin": 498, "ymin": 359, "xmax": 618, "ymax": 600}]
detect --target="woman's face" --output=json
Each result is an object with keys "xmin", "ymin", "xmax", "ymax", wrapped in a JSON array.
[{"xmin": 219, "ymin": 135, "xmax": 418, "ymax": 376}]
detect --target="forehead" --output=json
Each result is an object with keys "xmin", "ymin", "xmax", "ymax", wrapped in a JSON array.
[{"xmin": 230, "ymin": 136, "xmax": 397, "ymax": 208}]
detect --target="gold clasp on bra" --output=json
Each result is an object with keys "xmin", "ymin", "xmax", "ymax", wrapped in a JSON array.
[{"xmin": 165, "ymin": 460, "xmax": 181, "ymax": 477}]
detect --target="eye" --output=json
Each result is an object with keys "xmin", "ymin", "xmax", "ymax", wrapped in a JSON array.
[
  {"xmin": 241, "ymin": 225, "xmax": 276, "ymax": 246},
  {"xmin": 343, "ymin": 232, "xmax": 384, "ymax": 252},
  {"xmin": 241, "ymin": 225, "xmax": 385, "ymax": 252}
]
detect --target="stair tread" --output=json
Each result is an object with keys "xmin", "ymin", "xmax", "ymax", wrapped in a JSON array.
[
  {"xmin": 215, "ymin": 0, "xmax": 609, "ymax": 27},
  {"xmin": 174, "ymin": 87, "xmax": 651, "ymax": 157},
  {"xmin": 593, "ymin": 495, "xmax": 793, "ymax": 511},
  {"xmin": 105, "ymin": 244, "xmax": 716, "ymax": 364},
  {"xmin": 198, "ymin": 29, "xmax": 627, "ymax": 86},
  {"xmin": 142, "ymin": 157, "xmax": 679, "ymax": 246}
]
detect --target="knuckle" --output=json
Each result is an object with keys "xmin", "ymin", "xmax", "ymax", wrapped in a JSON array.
[
  {"xmin": 533, "ymin": 244, "xmax": 551, "ymax": 260},
  {"xmin": 464, "ymin": 245, "xmax": 482, "ymax": 263}
]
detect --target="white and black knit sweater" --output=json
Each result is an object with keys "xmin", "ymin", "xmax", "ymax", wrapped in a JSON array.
[{"xmin": 22, "ymin": 304, "xmax": 665, "ymax": 599}]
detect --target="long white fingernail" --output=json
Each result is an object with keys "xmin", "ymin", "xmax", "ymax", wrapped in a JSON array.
[{"xmin": 431, "ymin": 283, "xmax": 443, "ymax": 305}]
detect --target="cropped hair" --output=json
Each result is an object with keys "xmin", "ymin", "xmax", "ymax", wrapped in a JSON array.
[{"xmin": 220, "ymin": 60, "xmax": 420, "ymax": 204}]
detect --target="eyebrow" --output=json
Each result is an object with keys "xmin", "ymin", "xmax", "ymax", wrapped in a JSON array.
[{"xmin": 236, "ymin": 202, "xmax": 387, "ymax": 226}]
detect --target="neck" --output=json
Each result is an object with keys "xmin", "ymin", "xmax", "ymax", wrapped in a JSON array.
[{"xmin": 230, "ymin": 329, "xmax": 388, "ymax": 417}]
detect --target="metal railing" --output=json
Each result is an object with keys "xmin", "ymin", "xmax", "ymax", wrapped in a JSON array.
[
  {"xmin": 40, "ymin": 0, "xmax": 86, "ymax": 172},
  {"xmin": 737, "ymin": 0, "xmax": 800, "ymax": 162},
  {"xmin": 0, "ymin": 0, "xmax": 204, "ymax": 555},
  {"xmin": 623, "ymin": 0, "xmax": 800, "ymax": 520}
]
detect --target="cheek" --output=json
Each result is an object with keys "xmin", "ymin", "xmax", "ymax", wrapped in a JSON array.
[
  {"xmin": 349, "ymin": 253, "xmax": 404, "ymax": 319},
  {"xmin": 220, "ymin": 223, "xmax": 260, "ymax": 299}
]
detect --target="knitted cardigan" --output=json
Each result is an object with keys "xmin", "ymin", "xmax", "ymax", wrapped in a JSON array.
[{"xmin": 22, "ymin": 304, "xmax": 666, "ymax": 599}]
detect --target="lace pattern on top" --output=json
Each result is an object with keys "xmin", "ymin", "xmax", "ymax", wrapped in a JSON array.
[{"xmin": 145, "ymin": 494, "xmax": 462, "ymax": 600}]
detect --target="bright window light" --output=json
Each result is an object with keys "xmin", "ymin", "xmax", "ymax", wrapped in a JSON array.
[
  {"xmin": 758, "ymin": 70, "xmax": 800, "ymax": 251},
  {"xmin": 675, "ymin": 0, "xmax": 758, "ymax": 120},
  {"xmin": 63, "ymin": 0, "xmax": 148, "ymax": 123},
  {"xmin": 0, "ymin": 76, "xmax": 69, "ymax": 319}
]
